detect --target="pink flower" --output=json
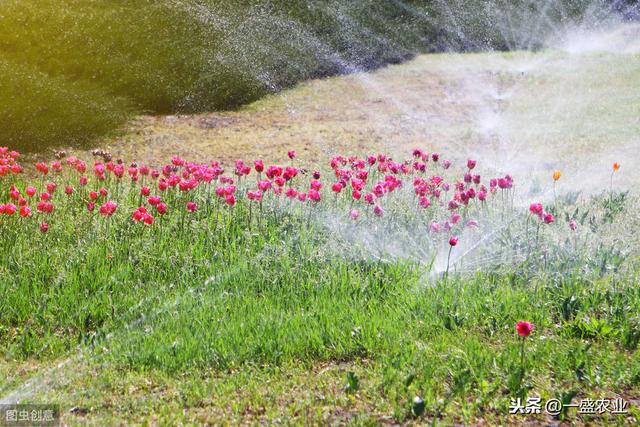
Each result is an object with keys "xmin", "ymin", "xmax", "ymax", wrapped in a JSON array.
[
  {"xmin": 19, "ymin": 206, "xmax": 31, "ymax": 218},
  {"xmin": 308, "ymin": 189, "xmax": 321, "ymax": 202},
  {"xmin": 287, "ymin": 150, "xmax": 296, "ymax": 160},
  {"xmin": 373, "ymin": 205, "xmax": 384, "ymax": 217},
  {"xmin": 3, "ymin": 203, "xmax": 16, "ymax": 215},
  {"xmin": 225, "ymin": 194, "xmax": 236, "ymax": 206},
  {"xmin": 569, "ymin": 219, "xmax": 577, "ymax": 231},
  {"xmin": 331, "ymin": 182, "xmax": 343, "ymax": 193},
  {"xmin": 35, "ymin": 162, "xmax": 49, "ymax": 175},
  {"xmin": 450, "ymin": 212, "xmax": 461, "ymax": 225},
  {"xmin": 156, "ymin": 203, "xmax": 167, "ymax": 215},
  {"xmin": 171, "ymin": 156, "xmax": 185, "ymax": 166},
  {"xmin": 430, "ymin": 221, "xmax": 441, "ymax": 233},
  {"xmin": 40, "ymin": 222, "xmax": 49, "ymax": 233},
  {"xmin": 543, "ymin": 212, "xmax": 554, "ymax": 224},
  {"xmin": 99, "ymin": 201, "xmax": 118, "ymax": 217},
  {"xmin": 310, "ymin": 180, "xmax": 322, "ymax": 191},
  {"xmin": 141, "ymin": 186, "xmax": 151, "ymax": 196},
  {"xmin": 285, "ymin": 188, "xmax": 297, "ymax": 199},
  {"xmin": 186, "ymin": 201, "xmax": 198, "ymax": 212},
  {"xmin": 529, "ymin": 203, "xmax": 544, "ymax": 217},
  {"xmin": 36, "ymin": 201, "xmax": 54, "ymax": 214},
  {"xmin": 254, "ymin": 159, "xmax": 264, "ymax": 173},
  {"xmin": 467, "ymin": 159, "xmax": 477, "ymax": 170},
  {"xmin": 87, "ymin": 202, "xmax": 95, "ymax": 212},
  {"xmin": 349, "ymin": 209, "xmax": 360, "ymax": 220},
  {"xmin": 65, "ymin": 185, "xmax": 74, "ymax": 195},
  {"xmin": 419, "ymin": 196, "xmax": 431, "ymax": 209},
  {"xmin": 449, "ymin": 236, "xmax": 458, "ymax": 246},
  {"xmin": 516, "ymin": 321, "xmax": 534, "ymax": 337},
  {"xmin": 467, "ymin": 219, "xmax": 479, "ymax": 227},
  {"xmin": 25, "ymin": 186, "xmax": 37, "ymax": 197},
  {"xmin": 132, "ymin": 207, "xmax": 147, "ymax": 222},
  {"xmin": 258, "ymin": 180, "xmax": 272, "ymax": 192}
]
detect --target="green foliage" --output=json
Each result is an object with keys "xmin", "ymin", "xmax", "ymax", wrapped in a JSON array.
[{"xmin": 0, "ymin": 0, "xmax": 607, "ymax": 151}]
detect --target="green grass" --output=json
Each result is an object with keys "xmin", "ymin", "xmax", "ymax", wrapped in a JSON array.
[
  {"xmin": 0, "ymin": 157, "xmax": 639, "ymax": 423},
  {"xmin": 0, "ymin": 0, "xmax": 605, "ymax": 152}
]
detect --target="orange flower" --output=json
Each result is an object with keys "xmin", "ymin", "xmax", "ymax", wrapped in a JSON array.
[
  {"xmin": 552, "ymin": 170, "xmax": 561, "ymax": 181},
  {"xmin": 613, "ymin": 162, "xmax": 620, "ymax": 172}
]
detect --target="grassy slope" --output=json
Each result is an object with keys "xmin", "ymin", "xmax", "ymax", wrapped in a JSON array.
[
  {"xmin": 0, "ymin": 0, "xmax": 604, "ymax": 152},
  {"xmin": 2, "ymin": 42, "xmax": 640, "ymax": 424},
  {"xmin": 78, "ymin": 47, "xmax": 640, "ymax": 191},
  {"xmin": 0, "ymin": 161, "xmax": 639, "ymax": 425}
]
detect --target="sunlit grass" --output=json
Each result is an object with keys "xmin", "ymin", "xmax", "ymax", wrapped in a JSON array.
[
  {"xmin": 0, "ymin": 0, "xmax": 604, "ymax": 152},
  {"xmin": 1, "ymin": 146, "xmax": 639, "ymax": 424}
]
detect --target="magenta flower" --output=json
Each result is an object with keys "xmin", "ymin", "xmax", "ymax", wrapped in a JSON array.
[
  {"xmin": 529, "ymin": 203, "xmax": 544, "ymax": 217},
  {"xmin": 98, "ymin": 201, "xmax": 118, "ymax": 217},
  {"xmin": 516, "ymin": 321, "xmax": 534, "ymax": 337},
  {"xmin": 156, "ymin": 203, "xmax": 167, "ymax": 215}
]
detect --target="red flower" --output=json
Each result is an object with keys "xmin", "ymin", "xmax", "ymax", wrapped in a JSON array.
[
  {"xmin": 529, "ymin": 203, "xmax": 543, "ymax": 217},
  {"xmin": 186, "ymin": 201, "xmax": 198, "ymax": 212},
  {"xmin": 516, "ymin": 321, "xmax": 534, "ymax": 337},
  {"xmin": 98, "ymin": 201, "xmax": 118, "ymax": 217},
  {"xmin": 449, "ymin": 236, "xmax": 458, "ymax": 246},
  {"xmin": 35, "ymin": 162, "xmax": 49, "ymax": 175},
  {"xmin": 19, "ymin": 206, "xmax": 31, "ymax": 218},
  {"xmin": 40, "ymin": 222, "xmax": 49, "ymax": 233}
]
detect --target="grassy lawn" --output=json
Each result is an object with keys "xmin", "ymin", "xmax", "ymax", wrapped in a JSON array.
[
  {"xmin": 1, "ymin": 139, "xmax": 639, "ymax": 424},
  {"xmin": 2, "ymin": 25, "xmax": 640, "ymax": 425}
]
